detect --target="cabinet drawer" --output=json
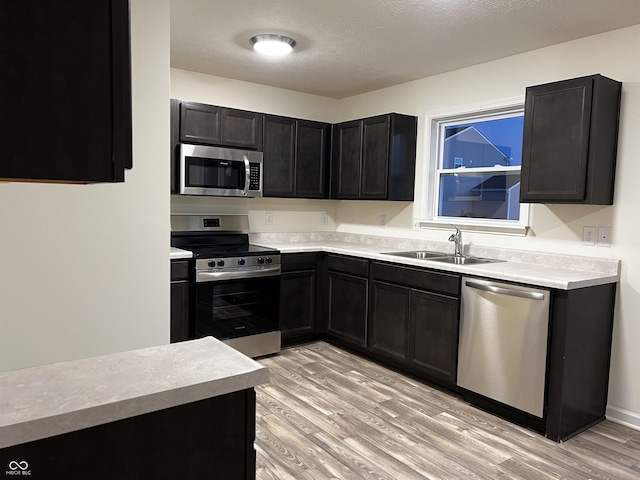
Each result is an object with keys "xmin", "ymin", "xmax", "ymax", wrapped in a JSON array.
[
  {"xmin": 171, "ymin": 260, "xmax": 190, "ymax": 281},
  {"xmin": 327, "ymin": 255, "xmax": 369, "ymax": 277},
  {"xmin": 371, "ymin": 262, "xmax": 460, "ymax": 296},
  {"xmin": 282, "ymin": 253, "xmax": 318, "ymax": 272}
]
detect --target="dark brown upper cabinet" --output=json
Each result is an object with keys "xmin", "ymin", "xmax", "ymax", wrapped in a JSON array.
[
  {"xmin": 520, "ymin": 74, "xmax": 621, "ymax": 205},
  {"xmin": 179, "ymin": 102, "xmax": 263, "ymax": 150},
  {"xmin": 331, "ymin": 113, "xmax": 417, "ymax": 201},
  {"xmin": 0, "ymin": 0, "xmax": 132, "ymax": 183},
  {"xmin": 263, "ymin": 115, "xmax": 330, "ymax": 198}
]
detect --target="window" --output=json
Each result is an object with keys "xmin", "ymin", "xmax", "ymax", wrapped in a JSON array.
[{"xmin": 421, "ymin": 101, "xmax": 529, "ymax": 234}]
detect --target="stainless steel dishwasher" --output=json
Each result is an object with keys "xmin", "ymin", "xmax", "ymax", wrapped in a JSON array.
[{"xmin": 457, "ymin": 277, "xmax": 551, "ymax": 418}]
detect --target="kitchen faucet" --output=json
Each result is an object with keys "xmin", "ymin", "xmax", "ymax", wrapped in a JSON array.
[{"xmin": 449, "ymin": 224, "xmax": 463, "ymax": 257}]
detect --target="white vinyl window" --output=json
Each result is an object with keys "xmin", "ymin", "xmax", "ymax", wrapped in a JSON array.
[{"xmin": 420, "ymin": 100, "xmax": 529, "ymax": 235}]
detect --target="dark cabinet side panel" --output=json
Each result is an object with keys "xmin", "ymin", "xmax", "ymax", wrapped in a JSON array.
[
  {"xmin": 170, "ymin": 99, "xmax": 180, "ymax": 194},
  {"xmin": 170, "ymin": 282, "xmax": 190, "ymax": 343},
  {"xmin": 546, "ymin": 283, "xmax": 616, "ymax": 441}
]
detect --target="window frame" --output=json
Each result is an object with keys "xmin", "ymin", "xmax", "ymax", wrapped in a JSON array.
[{"xmin": 417, "ymin": 97, "xmax": 530, "ymax": 236}]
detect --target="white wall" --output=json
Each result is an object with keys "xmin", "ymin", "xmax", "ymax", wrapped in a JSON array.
[
  {"xmin": 171, "ymin": 25, "xmax": 640, "ymax": 427},
  {"xmin": 0, "ymin": 0, "xmax": 171, "ymax": 371}
]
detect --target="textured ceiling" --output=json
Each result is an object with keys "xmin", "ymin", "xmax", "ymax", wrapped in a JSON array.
[{"xmin": 170, "ymin": 0, "xmax": 640, "ymax": 99}]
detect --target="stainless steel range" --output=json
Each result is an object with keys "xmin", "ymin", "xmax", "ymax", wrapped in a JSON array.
[{"xmin": 171, "ymin": 214, "xmax": 281, "ymax": 358}]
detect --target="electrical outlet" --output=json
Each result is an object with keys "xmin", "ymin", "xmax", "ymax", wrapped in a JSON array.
[
  {"xmin": 265, "ymin": 212, "xmax": 273, "ymax": 225},
  {"xmin": 582, "ymin": 226, "xmax": 596, "ymax": 246},
  {"xmin": 321, "ymin": 213, "xmax": 328, "ymax": 225},
  {"xmin": 597, "ymin": 227, "xmax": 612, "ymax": 247},
  {"xmin": 379, "ymin": 215, "xmax": 387, "ymax": 228}
]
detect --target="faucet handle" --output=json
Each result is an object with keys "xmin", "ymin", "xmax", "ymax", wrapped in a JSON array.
[{"xmin": 448, "ymin": 234, "xmax": 456, "ymax": 242}]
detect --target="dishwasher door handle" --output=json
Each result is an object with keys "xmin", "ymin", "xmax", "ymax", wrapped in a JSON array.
[{"xmin": 465, "ymin": 280, "xmax": 546, "ymax": 301}]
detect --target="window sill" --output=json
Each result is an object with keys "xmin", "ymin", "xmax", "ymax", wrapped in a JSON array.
[{"xmin": 415, "ymin": 219, "xmax": 529, "ymax": 237}]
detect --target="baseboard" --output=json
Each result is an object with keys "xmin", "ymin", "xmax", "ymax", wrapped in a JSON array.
[{"xmin": 606, "ymin": 405, "xmax": 640, "ymax": 431}]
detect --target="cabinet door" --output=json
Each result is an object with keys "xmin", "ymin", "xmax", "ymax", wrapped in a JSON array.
[
  {"xmin": 520, "ymin": 77, "xmax": 593, "ymax": 202},
  {"xmin": 408, "ymin": 290, "xmax": 460, "ymax": 384},
  {"xmin": 170, "ymin": 99, "xmax": 180, "ymax": 194},
  {"xmin": 263, "ymin": 115, "xmax": 296, "ymax": 197},
  {"xmin": 361, "ymin": 115, "xmax": 390, "ymax": 199},
  {"xmin": 180, "ymin": 102, "xmax": 222, "ymax": 145},
  {"xmin": 221, "ymin": 108, "xmax": 263, "ymax": 150},
  {"xmin": 331, "ymin": 120, "xmax": 362, "ymax": 198},
  {"xmin": 0, "ymin": 0, "xmax": 131, "ymax": 183},
  {"xmin": 296, "ymin": 120, "xmax": 330, "ymax": 198},
  {"xmin": 280, "ymin": 270, "xmax": 316, "ymax": 339},
  {"xmin": 520, "ymin": 75, "xmax": 620, "ymax": 205},
  {"xmin": 327, "ymin": 271, "xmax": 368, "ymax": 348},
  {"xmin": 170, "ymin": 281, "xmax": 190, "ymax": 343},
  {"xmin": 369, "ymin": 280, "xmax": 409, "ymax": 362}
]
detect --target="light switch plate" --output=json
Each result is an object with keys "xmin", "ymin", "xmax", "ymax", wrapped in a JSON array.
[{"xmin": 597, "ymin": 227, "xmax": 612, "ymax": 247}]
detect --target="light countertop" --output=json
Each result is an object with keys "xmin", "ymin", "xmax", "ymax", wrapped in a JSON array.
[
  {"xmin": 0, "ymin": 337, "xmax": 269, "ymax": 449},
  {"xmin": 170, "ymin": 247, "xmax": 193, "ymax": 260},
  {"xmin": 249, "ymin": 235, "xmax": 619, "ymax": 290}
]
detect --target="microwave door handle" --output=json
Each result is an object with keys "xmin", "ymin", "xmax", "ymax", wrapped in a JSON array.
[{"xmin": 242, "ymin": 156, "xmax": 250, "ymax": 196}]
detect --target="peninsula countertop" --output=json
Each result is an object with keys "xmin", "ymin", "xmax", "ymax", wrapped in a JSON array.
[{"xmin": 0, "ymin": 337, "xmax": 269, "ymax": 449}]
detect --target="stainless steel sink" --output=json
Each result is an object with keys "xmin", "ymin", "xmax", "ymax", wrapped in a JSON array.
[
  {"xmin": 428, "ymin": 255, "xmax": 503, "ymax": 265},
  {"xmin": 382, "ymin": 251, "xmax": 503, "ymax": 265},
  {"xmin": 382, "ymin": 250, "xmax": 448, "ymax": 259}
]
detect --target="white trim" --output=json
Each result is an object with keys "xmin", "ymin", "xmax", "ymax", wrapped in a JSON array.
[
  {"xmin": 417, "ymin": 219, "xmax": 529, "ymax": 236},
  {"xmin": 606, "ymin": 405, "xmax": 640, "ymax": 431},
  {"xmin": 419, "ymin": 95, "xmax": 529, "ymax": 232}
]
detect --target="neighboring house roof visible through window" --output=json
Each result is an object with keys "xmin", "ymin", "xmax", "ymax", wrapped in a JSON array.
[{"xmin": 443, "ymin": 126, "xmax": 510, "ymax": 168}]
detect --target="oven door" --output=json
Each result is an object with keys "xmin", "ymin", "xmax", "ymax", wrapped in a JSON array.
[{"xmin": 193, "ymin": 273, "xmax": 280, "ymax": 357}]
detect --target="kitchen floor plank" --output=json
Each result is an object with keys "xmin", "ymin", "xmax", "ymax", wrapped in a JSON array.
[{"xmin": 255, "ymin": 342, "xmax": 640, "ymax": 479}]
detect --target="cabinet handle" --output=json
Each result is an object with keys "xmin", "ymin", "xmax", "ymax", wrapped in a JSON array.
[{"xmin": 465, "ymin": 280, "xmax": 546, "ymax": 301}]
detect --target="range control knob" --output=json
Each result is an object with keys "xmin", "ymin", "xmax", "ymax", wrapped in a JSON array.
[
  {"xmin": 208, "ymin": 260, "xmax": 216, "ymax": 267},
  {"xmin": 238, "ymin": 258, "xmax": 246, "ymax": 266},
  {"xmin": 266, "ymin": 257, "xmax": 273, "ymax": 264},
  {"xmin": 257, "ymin": 257, "xmax": 265, "ymax": 264},
  {"xmin": 217, "ymin": 260, "xmax": 225, "ymax": 267}
]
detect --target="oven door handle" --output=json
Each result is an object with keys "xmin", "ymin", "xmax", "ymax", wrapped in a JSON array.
[
  {"xmin": 196, "ymin": 266, "xmax": 281, "ymax": 282},
  {"xmin": 242, "ymin": 156, "xmax": 250, "ymax": 196}
]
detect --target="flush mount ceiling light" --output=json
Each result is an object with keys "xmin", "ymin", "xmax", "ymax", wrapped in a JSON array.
[{"xmin": 250, "ymin": 34, "xmax": 296, "ymax": 56}]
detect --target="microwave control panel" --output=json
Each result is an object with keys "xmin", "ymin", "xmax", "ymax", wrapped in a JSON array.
[{"xmin": 249, "ymin": 163, "xmax": 261, "ymax": 191}]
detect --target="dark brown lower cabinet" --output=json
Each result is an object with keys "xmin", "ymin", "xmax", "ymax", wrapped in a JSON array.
[
  {"xmin": 0, "ymin": 389, "xmax": 257, "ymax": 480},
  {"xmin": 369, "ymin": 281, "xmax": 410, "ymax": 362},
  {"xmin": 408, "ymin": 290, "xmax": 460, "ymax": 383},
  {"xmin": 368, "ymin": 262, "xmax": 460, "ymax": 387},
  {"xmin": 280, "ymin": 253, "xmax": 318, "ymax": 343},
  {"xmin": 326, "ymin": 255, "xmax": 369, "ymax": 350},
  {"xmin": 170, "ymin": 260, "xmax": 190, "ymax": 343}
]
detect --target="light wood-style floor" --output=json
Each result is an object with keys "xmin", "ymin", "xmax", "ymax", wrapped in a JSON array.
[{"xmin": 254, "ymin": 341, "xmax": 640, "ymax": 480}]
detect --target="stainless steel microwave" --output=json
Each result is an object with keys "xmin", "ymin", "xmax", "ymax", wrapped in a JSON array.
[{"xmin": 179, "ymin": 143, "xmax": 263, "ymax": 197}]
